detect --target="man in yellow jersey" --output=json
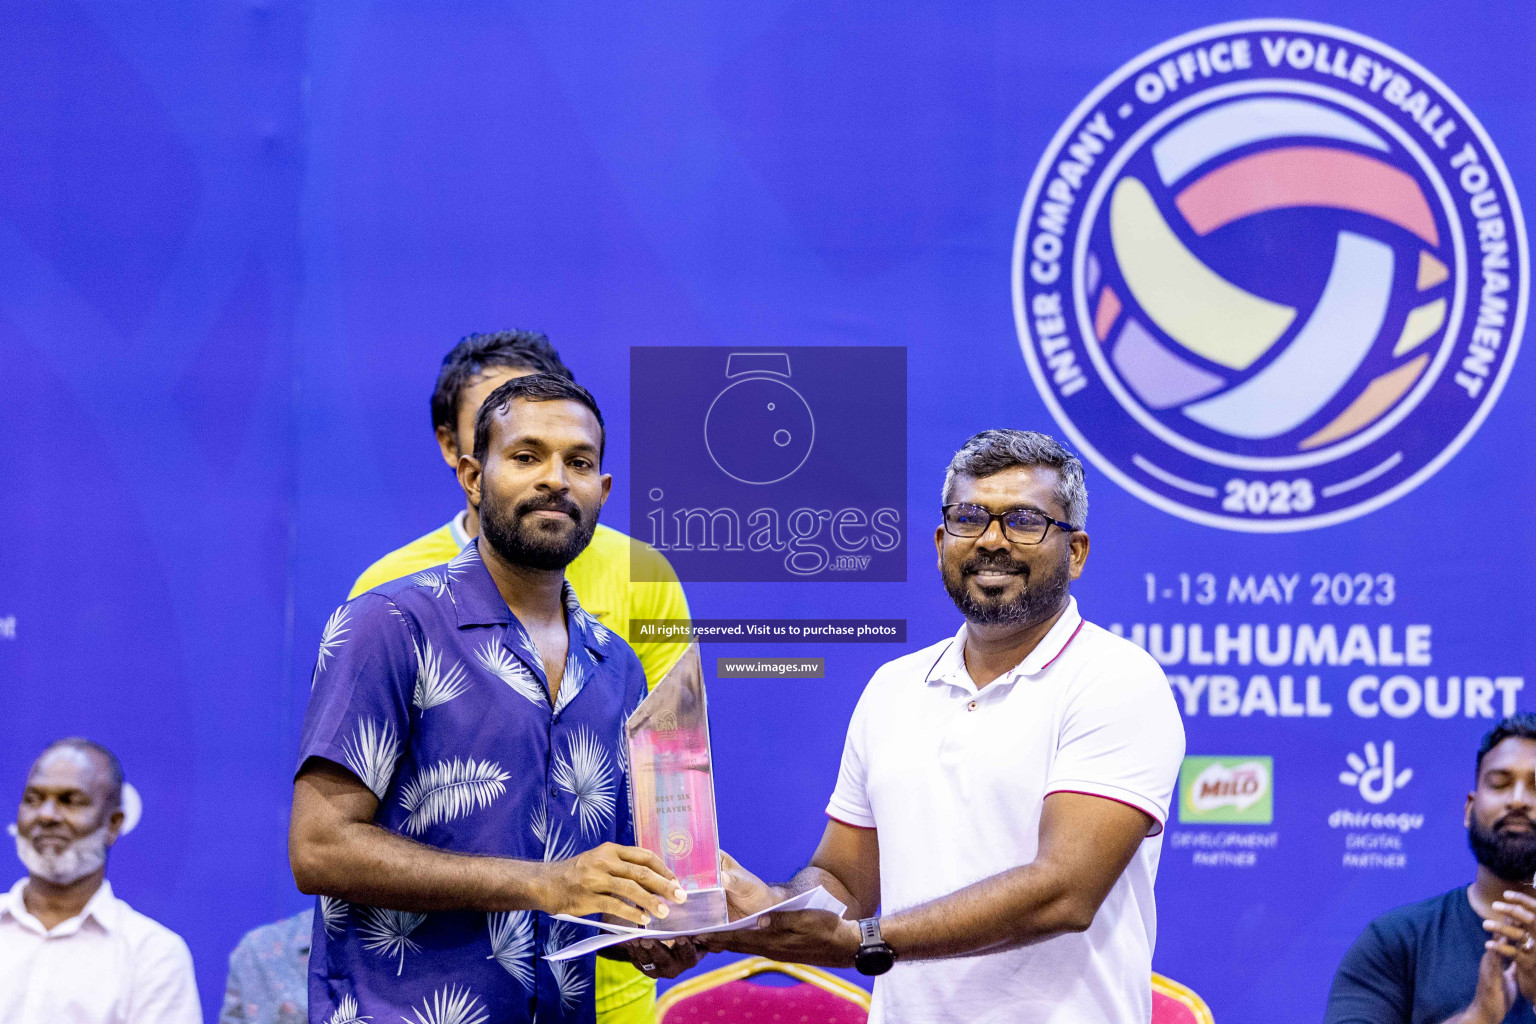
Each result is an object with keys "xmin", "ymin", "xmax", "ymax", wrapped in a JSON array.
[
  {"xmin": 349, "ymin": 330, "xmax": 689, "ymax": 1024},
  {"xmin": 350, "ymin": 332, "xmax": 688, "ymax": 684}
]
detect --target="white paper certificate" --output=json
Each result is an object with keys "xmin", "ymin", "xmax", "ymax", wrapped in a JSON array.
[{"xmin": 544, "ymin": 885, "xmax": 848, "ymax": 961}]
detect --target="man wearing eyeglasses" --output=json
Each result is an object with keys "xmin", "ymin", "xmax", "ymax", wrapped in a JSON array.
[{"xmin": 690, "ymin": 429, "xmax": 1186, "ymax": 1024}]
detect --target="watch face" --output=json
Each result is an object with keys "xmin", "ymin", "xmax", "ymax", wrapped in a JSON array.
[
  {"xmin": 856, "ymin": 945, "xmax": 895, "ymax": 976},
  {"xmin": 703, "ymin": 376, "xmax": 815, "ymax": 485}
]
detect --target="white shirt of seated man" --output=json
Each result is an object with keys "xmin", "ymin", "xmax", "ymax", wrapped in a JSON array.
[{"xmin": 0, "ymin": 740, "xmax": 200, "ymax": 1024}]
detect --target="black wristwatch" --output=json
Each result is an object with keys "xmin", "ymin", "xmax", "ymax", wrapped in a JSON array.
[{"xmin": 854, "ymin": 916, "xmax": 896, "ymax": 976}]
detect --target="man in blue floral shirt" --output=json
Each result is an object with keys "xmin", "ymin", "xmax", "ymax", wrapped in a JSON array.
[{"xmin": 289, "ymin": 374, "xmax": 687, "ymax": 1024}]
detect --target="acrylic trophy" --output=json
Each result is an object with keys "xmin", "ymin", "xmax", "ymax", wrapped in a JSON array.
[{"xmin": 624, "ymin": 643, "xmax": 727, "ymax": 931}]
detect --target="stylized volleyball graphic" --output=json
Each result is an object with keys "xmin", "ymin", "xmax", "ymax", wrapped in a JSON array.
[
  {"xmin": 1013, "ymin": 20, "xmax": 1526, "ymax": 530},
  {"xmin": 1092, "ymin": 96, "xmax": 1448, "ymax": 452},
  {"xmin": 664, "ymin": 828, "xmax": 694, "ymax": 857}
]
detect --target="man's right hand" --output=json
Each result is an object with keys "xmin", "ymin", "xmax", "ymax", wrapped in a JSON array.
[
  {"xmin": 535, "ymin": 843, "xmax": 686, "ymax": 926},
  {"xmin": 1453, "ymin": 946, "xmax": 1516, "ymax": 1024}
]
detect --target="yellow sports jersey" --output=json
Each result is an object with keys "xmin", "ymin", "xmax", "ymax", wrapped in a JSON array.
[{"xmin": 349, "ymin": 513, "xmax": 690, "ymax": 1022}]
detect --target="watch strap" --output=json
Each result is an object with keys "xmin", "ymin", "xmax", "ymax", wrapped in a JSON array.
[{"xmin": 858, "ymin": 916, "xmax": 883, "ymax": 948}]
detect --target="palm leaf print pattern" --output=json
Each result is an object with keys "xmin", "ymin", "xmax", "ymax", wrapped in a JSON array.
[
  {"xmin": 403, "ymin": 983, "xmax": 488, "ymax": 1024},
  {"xmin": 341, "ymin": 718, "xmax": 400, "ymax": 801},
  {"xmin": 413, "ymin": 639, "xmax": 470, "ymax": 711},
  {"xmin": 399, "ymin": 758, "xmax": 511, "ymax": 835},
  {"xmin": 513, "ymin": 628, "xmax": 543, "ymax": 674},
  {"xmin": 531, "ymin": 801, "xmax": 578, "ymax": 863},
  {"xmin": 356, "ymin": 907, "xmax": 426, "ymax": 976},
  {"xmin": 552, "ymin": 725, "xmax": 615, "ymax": 838},
  {"xmin": 547, "ymin": 920, "xmax": 594, "ymax": 1010},
  {"xmin": 325, "ymin": 994, "xmax": 371, "ymax": 1024},
  {"xmin": 316, "ymin": 605, "xmax": 352, "ymax": 673},
  {"xmin": 475, "ymin": 640, "xmax": 547, "ymax": 707},
  {"xmin": 578, "ymin": 607, "xmax": 613, "ymax": 648},
  {"xmin": 530, "ymin": 796, "xmax": 550, "ymax": 844},
  {"xmin": 411, "ymin": 570, "xmax": 453, "ymax": 601},
  {"xmin": 486, "ymin": 910, "xmax": 536, "ymax": 989},
  {"xmin": 552, "ymin": 650, "xmax": 589, "ymax": 716},
  {"xmin": 446, "ymin": 544, "xmax": 477, "ymax": 579},
  {"xmin": 616, "ymin": 691, "xmax": 645, "ymax": 781},
  {"xmin": 319, "ymin": 895, "xmax": 349, "ymax": 938}
]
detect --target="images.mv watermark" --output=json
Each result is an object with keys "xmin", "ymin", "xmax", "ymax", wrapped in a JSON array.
[{"xmin": 630, "ymin": 347, "xmax": 907, "ymax": 583}]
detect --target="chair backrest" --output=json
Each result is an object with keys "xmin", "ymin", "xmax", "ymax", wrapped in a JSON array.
[
  {"xmin": 657, "ymin": 956, "xmax": 870, "ymax": 1024},
  {"xmin": 1152, "ymin": 972, "xmax": 1215, "ymax": 1024}
]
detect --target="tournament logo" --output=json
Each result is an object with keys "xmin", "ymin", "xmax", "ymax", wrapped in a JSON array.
[{"xmin": 1012, "ymin": 20, "xmax": 1526, "ymax": 530}]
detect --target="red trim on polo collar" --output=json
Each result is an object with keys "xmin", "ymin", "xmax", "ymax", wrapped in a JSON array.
[{"xmin": 1039, "ymin": 619, "xmax": 1086, "ymax": 672}]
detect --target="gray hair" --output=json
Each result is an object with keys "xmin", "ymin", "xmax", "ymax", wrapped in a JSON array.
[
  {"xmin": 36, "ymin": 737, "xmax": 124, "ymax": 810},
  {"xmin": 941, "ymin": 429, "xmax": 1088, "ymax": 528}
]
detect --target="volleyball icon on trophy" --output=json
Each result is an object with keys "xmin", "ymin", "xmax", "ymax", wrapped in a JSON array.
[
  {"xmin": 665, "ymin": 829, "xmax": 695, "ymax": 858},
  {"xmin": 703, "ymin": 352, "xmax": 816, "ymax": 484}
]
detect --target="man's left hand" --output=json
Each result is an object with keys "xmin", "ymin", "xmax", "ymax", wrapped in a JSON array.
[
  {"xmin": 702, "ymin": 910, "xmax": 860, "ymax": 968},
  {"xmin": 1484, "ymin": 890, "xmax": 1536, "ymax": 1001},
  {"xmin": 621, "ymin": 936, "xmax": 706, "ymax": 980}
]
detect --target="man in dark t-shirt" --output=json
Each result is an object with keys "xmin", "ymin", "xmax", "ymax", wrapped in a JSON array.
[{"xmin": 1327, "ymin": 714, "xmax": 1536, "ymax": 1024}]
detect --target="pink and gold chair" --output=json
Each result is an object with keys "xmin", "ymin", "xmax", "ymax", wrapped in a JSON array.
[
  {"xmin": 1153, "ymin": 972, "xmax": 1216, "ymax": 1024},
  {"xmin": 656, "ymin": 956, "xmax": 870, "ymax": 1024},
  {"xmin": 657, "ymin": 959, "xmax": 1211, "ymax": 1024}
]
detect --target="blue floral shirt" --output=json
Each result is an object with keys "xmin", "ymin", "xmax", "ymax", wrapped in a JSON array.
[{"xmin": 297, "ymin": 541, "xmax": 645, "ymax": 1024}]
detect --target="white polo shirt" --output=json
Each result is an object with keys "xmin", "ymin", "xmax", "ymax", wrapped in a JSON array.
[
  {"xmin": 0, "ymin": 877, "xmax": 201, "ymax": 1024},
  {"xmin": 827, "ymin": 598, "xmax": 1185, "ymax": 1024}
]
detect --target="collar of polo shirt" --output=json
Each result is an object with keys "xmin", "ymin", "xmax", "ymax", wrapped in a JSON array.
[{"xmin": 926, "ymin": 598, "xmax": 1086, "ymax": 695}]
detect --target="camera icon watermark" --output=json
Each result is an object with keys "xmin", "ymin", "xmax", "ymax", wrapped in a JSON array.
[
  {"xmin": 704, "ymin": 353, "xmax": 816, "ymax": 485},
  {"xmin": 630, "ymin": 347, "xmax": 907, "ymax": 583}
]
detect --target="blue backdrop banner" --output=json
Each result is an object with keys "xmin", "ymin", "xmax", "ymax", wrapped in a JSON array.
[{"xmin": 1, "ymin": 3, "xmax": 1531, "ymax": 1021}]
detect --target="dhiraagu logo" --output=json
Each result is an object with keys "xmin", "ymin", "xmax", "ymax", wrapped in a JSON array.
[
  {"xmin": 1179, "ymin": 756, "xmax": 1274, "ymax": 824},
  {"xmin": 1012, "ymin": 19, "xmax": 1526, "ymax": 531}
]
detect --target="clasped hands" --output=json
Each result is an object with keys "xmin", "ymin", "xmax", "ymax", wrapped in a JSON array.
[
  {"xmin": 619, "ymin": 851, "xmax": 860, "ymax": 979},
  {"xmin": 1465, "ymin": 889, "xmax": 1536, "ymax": 1023}
]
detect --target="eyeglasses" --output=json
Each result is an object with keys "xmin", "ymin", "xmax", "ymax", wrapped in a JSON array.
[{"xmin": 941, "ymin": 503, "xmax": 1077, "ymax": 545}]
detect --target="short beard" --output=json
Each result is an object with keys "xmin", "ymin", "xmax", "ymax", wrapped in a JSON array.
[
  {"xmin": 942, "ymin": 549, "xmax": 1071, "ymax": 627},
  {"xmin": 480, "ymin": 492, "xmax": 599, "ymax": 571},
  {"xmin": 1469, "ymin": 816, "xmax": 1536, "ymax": 882},
  {"xmin": 16, "ymin": 825, "xmax": 110, "ymax": 886}
]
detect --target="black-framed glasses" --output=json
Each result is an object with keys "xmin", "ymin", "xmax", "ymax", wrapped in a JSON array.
[{"xmin": 941, "ymin": 503, "xmax": 1077, "ymax": 545}]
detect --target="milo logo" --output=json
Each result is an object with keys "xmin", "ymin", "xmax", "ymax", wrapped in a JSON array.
[{"xmin": 1179, "ymin": 756, "xmax": 1274, "ymax": 824}]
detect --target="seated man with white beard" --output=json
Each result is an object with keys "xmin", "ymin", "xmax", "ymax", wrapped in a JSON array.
[{"xmin": 0, "ymin": 738, "xmax": 200, "ymax": 1023}]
